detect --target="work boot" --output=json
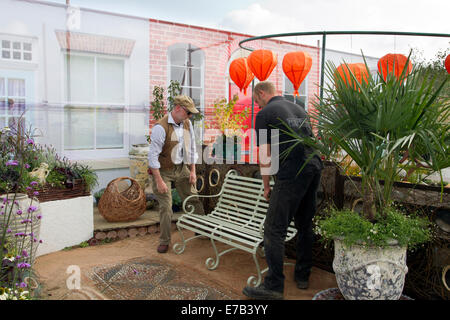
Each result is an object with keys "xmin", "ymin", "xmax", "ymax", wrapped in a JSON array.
[
  {"xmin": 295, "ymin": 275, "xmax": 309, "ymax": 289},
  {"xmin": 242, "ymin": 283, "xmax": 283, "ymax": 300},
  {"xmin": 157, "ymin": 244, "xmax": 169, "ymax": 253}
]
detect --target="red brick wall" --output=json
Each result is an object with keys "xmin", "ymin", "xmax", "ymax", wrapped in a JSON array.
[{"xmin": 148, "ymin": 19, "xmax": 320, "ymax": 143}]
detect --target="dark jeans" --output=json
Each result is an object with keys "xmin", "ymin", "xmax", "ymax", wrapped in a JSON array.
[{"xmin": 263, "ymin": 166, "xmax": 322, "ymax": 293}]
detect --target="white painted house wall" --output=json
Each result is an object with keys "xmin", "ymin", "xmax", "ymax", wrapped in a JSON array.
[
  {"xmin": 323, "ymin": 48, "xmax": 380, "ymax": 88},
  {"xmin": 0, "ymin": 0, "xmax": 150, "ymax": 193}
]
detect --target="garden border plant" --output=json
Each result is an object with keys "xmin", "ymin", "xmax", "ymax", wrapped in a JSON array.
[{"xmin": 1, "ymin": 117, "xmax": 99, "ymax": 299}]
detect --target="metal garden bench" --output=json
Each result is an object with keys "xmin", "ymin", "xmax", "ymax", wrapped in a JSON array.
[{"xmin": 173, "ymin": 170, "xmax": 297, "ymax": 287}]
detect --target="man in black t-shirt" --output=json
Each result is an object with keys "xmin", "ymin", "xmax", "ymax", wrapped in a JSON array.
[{"xmin": 243, "ymin": 81, "xmax": 323, "ymax": 300}]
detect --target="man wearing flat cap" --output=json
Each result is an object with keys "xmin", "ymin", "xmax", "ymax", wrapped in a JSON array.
[{"xmin": 148, "ymin": 95, "xmax": 205, "ymax": 253}]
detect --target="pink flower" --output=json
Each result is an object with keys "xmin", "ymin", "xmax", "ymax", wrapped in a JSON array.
[{"xmin": 6, "ymin": 160, "xmax": 18, "ymax": 166}]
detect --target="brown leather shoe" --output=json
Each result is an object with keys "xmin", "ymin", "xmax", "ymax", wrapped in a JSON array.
[{"xmin": 157, "ymin": 244, "xmax": 169, "ymax": 253}]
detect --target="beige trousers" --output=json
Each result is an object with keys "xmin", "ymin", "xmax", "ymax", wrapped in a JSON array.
[{"xmin": 152, "ymin": 164, "xmax": 205, "ymax": 245}]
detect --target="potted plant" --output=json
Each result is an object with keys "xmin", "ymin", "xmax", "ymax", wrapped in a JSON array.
[
  {"xmin": 281, "ymin": 55, "xmax": 449, "ymax": 299},
  {"xmin": 209, "ymin": 94, "xmax": 250, "ymax": 161}
]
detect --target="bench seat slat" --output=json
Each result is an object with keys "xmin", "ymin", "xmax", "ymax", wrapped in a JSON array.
[
  {"xmin": 178, "ymin": 215, "xmax": 263, "ymax": 246},
  {"xmin": 209, "ymin": 211, "xmax": 263, "ymax": 231},
  {"xmin": 218, "ymin": 198, "xmax": 267, "ymax": 213},
  {"xmin": 222, "ymin": 188, "xmax": 269, "ymax": 204},
  {"xmin": 222, "ymin": 184, "xmax": 265, "ymax": 196},
  {"xmin": 212, "ymin": 207, "xmax": 265, "ymax": 221}
]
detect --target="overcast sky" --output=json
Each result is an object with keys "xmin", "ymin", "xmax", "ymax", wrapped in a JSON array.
[{"xmin": 47, "ymin": 0, "xmax": 449, "ymax": 60}]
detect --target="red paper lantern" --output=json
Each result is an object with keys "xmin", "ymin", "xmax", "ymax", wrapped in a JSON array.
[
  {"xmin": 335, "ymin": 63, "xmax": 369, "ymax": 88},
  {"xmin": 377, "ymin": 53, "xmax": 412, "ymax": 81},
  {"xmin": 247, "ymin": 49, "xmax": 277, "ymax": 81},
  {"xmin": 229, "ymin": 58, "xmax": 255, "ymax": 95},
  {"xmin": 282, "ymin": 51, "xmax": 312, "ymax": 96},
  {"xmin": 445, "ymin": 54, "xmax": 450, "ymax": 74}
]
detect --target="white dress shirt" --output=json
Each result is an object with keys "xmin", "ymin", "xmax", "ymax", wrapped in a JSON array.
[{"xmin": 148, "ymin": 113, "xmax": 198, "ymax": 169}]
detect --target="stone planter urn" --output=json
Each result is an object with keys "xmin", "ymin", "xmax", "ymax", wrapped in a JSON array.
[
  {"xmin": 332, "ymin": 239, "xmax": 408, "ymax": 300},
  {"xmin": 129, "ymin": 143, "xmax": 150, "ymax": 190},
  {"xmin": 2, "ymin": 193, "xmax": 42, "ymax": 265}
]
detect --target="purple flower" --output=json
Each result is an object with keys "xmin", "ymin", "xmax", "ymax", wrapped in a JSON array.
[
  {"xmin": 6, "ymin": 160, "xmax": 18, "ymax": 166},
  {"xmin": 26, "ymin": 138, "xmax": 34, "ymax": 145},
  {"xmin": 17, "ymin": 262, "xmax": 31, "ymax": 269},
  {"xmin": 36, "ymin": 214, "xmax": 42, "ymax": 220},
  {"xmin": 26, "ymin": 187, "xmax": 32, "ymax": 191},
  {"xmin": 6, "ymin": 228, "xmax": 11, "ymax": 233},
  {"xmin": 0, "ymin": 211, "xmax": 3, "ymax": 216},
  {"xmin": 33, "ymin": 191, "xmax": 39, "ymax": 196},
  {"xmin": 16, "ymin": 210, "xmax": 23, "ymax": 215},
  {"xmin": 25, "ymin": 163, "xmax": 31, "ymax": 169},
  {"xmin": 30, "ymin": 181, "xmax": 38, "ymax": 187},
  {"xmin": 28, "ymin": 206, "xmax": 37, "ymax": 213},
  {"xmin": 22, "ymin": 250, "xmax": 28, "ymax": 257},
  {"xmin": 19, "ymin": 282, "xmax": 28, "ymax": 288}
]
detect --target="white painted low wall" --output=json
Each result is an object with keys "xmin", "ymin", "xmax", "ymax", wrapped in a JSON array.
[{"xmin": 36, "ymin": 196, "xmax": 94, "ymax": 257}]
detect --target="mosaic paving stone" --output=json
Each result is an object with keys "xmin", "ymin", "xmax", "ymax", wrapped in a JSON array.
[{"xmin": 88, "ymin": 257, "xmax": 237, "ymax": 300}]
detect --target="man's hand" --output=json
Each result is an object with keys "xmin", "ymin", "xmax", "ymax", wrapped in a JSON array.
[
  {"xmin": 263, "ymin": 187, "xmax": 271, "ymax": 201},
  {"xmin": 150, "ymin": 168, "xmax": 168, "ymax": 194},
  {"xmin": 189, "ymin": 171, "xmax": 197, "ymax": 185},
  {"xmin": 156, "ymin": 180, "xmax": 169, "ymax": 194}
]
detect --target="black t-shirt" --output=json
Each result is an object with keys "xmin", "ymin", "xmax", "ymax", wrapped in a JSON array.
[{"xmin": 255, "ymin": 96, "xmax": 323, "ymax": 179}]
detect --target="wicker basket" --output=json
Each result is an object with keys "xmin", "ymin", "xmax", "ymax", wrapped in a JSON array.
[{"xmin": 98, "ymin": 177, "xmax": 146, "ymax": 222}]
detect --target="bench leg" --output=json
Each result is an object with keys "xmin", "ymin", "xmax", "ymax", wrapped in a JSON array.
[
  {"xmin": 172, "ymin": 223, "xmax": 187, "ymax": 254},
  {"xmin": 250, "ymin": 262, "xmax": 296, "ymax": 287},
  {"xmin": 205, "ymin": 239, "xmax": 240, "ymax": 271},
  {"xmin": 247, "ymin": 252, "xmax": 263, "ymax": 287}
]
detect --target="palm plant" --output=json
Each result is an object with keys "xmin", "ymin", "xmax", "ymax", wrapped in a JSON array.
[{"xmin": 280, "ymin": 55, "xmax": 448, "ymax": 236}]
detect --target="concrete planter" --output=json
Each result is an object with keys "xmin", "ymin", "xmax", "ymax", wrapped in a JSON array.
[
  {"xmin": 36, "ymin": 196, "xmax": 93, "ymax": 257},
  {"xmin": 129, "ymin": 143, "xmax": 150, "ymax": 190},
  {"xmin": 2, "ymin": 193, "xmax": 42, "ymax": 265},
  {"xmin": 333, "ymin": 239, "xmax": 408, "ymax": 300}
]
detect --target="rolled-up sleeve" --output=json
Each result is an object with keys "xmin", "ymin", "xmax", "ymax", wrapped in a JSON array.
[{"xmin": 148, "ymin": 125, "xmax": 165, "ymax": 169}]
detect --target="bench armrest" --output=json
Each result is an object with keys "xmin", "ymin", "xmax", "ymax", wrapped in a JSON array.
[{"xmin": 182, "ymin": 191, "xmax": 223, "ymax": 214}]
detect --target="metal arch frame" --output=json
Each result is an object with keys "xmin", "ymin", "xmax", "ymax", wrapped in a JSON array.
[{"xmin": 238, "ymin": 31, "xmax": 450, "ymax": 162}]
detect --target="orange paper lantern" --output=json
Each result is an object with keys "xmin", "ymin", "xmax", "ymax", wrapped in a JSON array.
[
  {"xmin": 282, "ymin": 51, "xmax": 312, "ymax": 96},
  {"xmin": 247, "ymin": 49, "xmax": 277, "ymax": 81},
  {"xmin": 445, "ymin": 54, "xmax": 450, "ymax": 74},
  {"xmin": 229, "ymin": 57, "xmax": 255, "ymax": 95},
  {"xmin": 335, "ymin": 63, "xmax": 369, "ymax": 88},
  {"xmin": 377, "ymin": 53, "xmax": 412, "ymax": 81}
]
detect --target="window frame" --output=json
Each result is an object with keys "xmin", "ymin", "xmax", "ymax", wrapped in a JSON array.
[
  {"xmin": 0, "ymin": 34, "xmax": 36, "ymax": 64},
  {"xmin": 167, "ymin": 43, "xmax": 205, "ymax": 142},
  {"xmin": 62, "ymin": 51, "xmax": 130, "ymax": 159},
  {"xmin": 0, "ymin": 76, "xmax": 27, "ymax": 129},
  {"xmin": 282, "ymin": 74, "xmax": 309, "ymax": 111}
]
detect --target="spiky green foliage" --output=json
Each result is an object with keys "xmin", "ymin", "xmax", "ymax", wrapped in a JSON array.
[{"xmin": 279, "ymin": 55, "xmax": 449, "ymax": 222}]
